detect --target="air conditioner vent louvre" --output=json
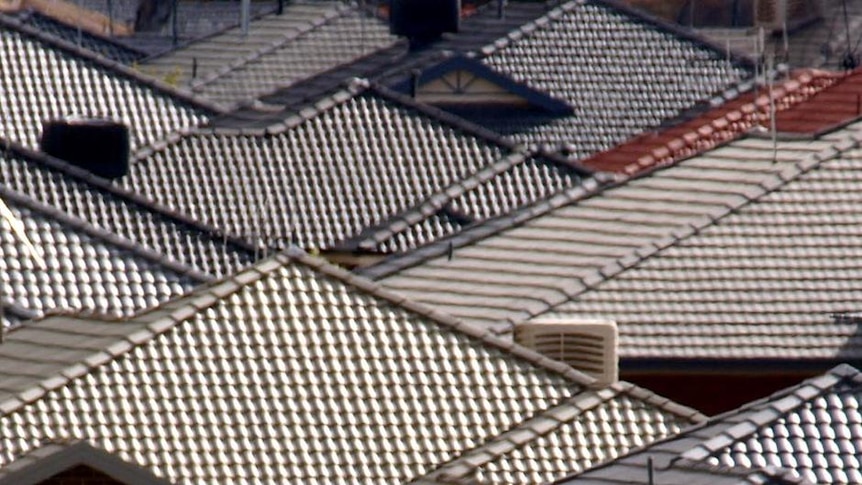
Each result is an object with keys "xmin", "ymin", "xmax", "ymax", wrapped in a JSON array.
[{"xmin": 515, "ymin": 319, "xmax": 618, "ymax": 387}]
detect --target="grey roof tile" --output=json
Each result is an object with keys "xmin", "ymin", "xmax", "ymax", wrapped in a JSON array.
[
  {"xmin": 0, "ymin": 15, "xmax": 216, "ymax": 151},
  {"xmin": 371, "ymin": 133, "xmax": 799, "ymax": 332},
  {"xmin": 0, "ymin": 248, "xmax": 600, "ymax": 483},
  {"xmin": 0, "ymin": 140, "xmax": 257, "ymax": 277},
  {"xmin": 561, "ymin": 367, "xmax": 862, "ymax": 484},
  {"xmin": 122, "ymin": 82, "xmax": 570, "ymax": 252},
  {"xmin": 416, "ymin": 382, "xmax": 706, "ymax": 484}
]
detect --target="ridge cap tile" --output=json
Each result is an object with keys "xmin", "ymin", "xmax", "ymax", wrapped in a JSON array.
[{"xmin": 82, "ymin": 351, "xmax": 111, "ymax": 370}]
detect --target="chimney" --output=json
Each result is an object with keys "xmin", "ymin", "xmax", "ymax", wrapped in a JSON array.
[
  {"xmin": 390, "ymin": 0, "xmax": 460, "ymax": 50},
  {"xmin": 40, "ymin": 118, "xmax": 130, "ymax": 179}
]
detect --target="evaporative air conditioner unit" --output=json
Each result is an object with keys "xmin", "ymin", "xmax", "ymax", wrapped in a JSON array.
[{"xmin": 515, "ymin": 318, "xmax": 618, "ymax": 386}]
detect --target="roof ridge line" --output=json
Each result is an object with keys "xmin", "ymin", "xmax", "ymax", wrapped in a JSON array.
[
  {"xmin": 340, "ymin": 149, "xmax": 590, "ymax": 252},
  {"xmin": 0, "ymin": 184, "xmax": 214, "ymax": 284},
  {"xmin": 680, "ymin": 367, "xmax": 861, "ymax": 463},
  {"xmin": 611, "ymin": 69, "xmax": 843, "ymax": 176},
  {"xmin": 10, "ymin": 10, "xmax": 148, "ymax": 57},
  {"xmin": 337, "ymin": 151, "xmax": 532, "ymax": 252},
  {"xmin": 0, "ymin": 13, "xmax": 228, "ymax": 115},
  {"xmin": 477, "ymin": 0, "xmax": 755, "ymax": 70},
  {"xmin": 281, "ymin": 247, "xmax": 599, "ymax": 387},
  {"xmin": 0, "ymin": 246, "xmax": 596, "ymax": 419},
  {"xmin": 358, "ymin": 175, "xmax": 610, "ymax": 280},
  {"xmin": 0, "ymin": 253, "xmax": 287, "ymax": 417},
  {"xmin": 420, "ymin": 380, "xmax": 707, "ymax": 484},
  {"xmin": 2, "ymin": 138, "xmax": 260, "ymax": 259},
  {"xmin": 522, "ymin": 131, "xmax": 862, "ymax": 323},
  {"xmin": 188, "ymin": 2, "xmax": 353, "ymax": 95},
  {"xmin": 415, "ymin": 386, "xmax": 625, "ymax": 483},
  {"xmin": 559, "ymin": 364, "xmax": 861, "ymax": 483}
]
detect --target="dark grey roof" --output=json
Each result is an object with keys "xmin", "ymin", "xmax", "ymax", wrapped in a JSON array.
[
  {"xmin": 0, "ymin": 247, "xmax": 604, "ymax": 483},
  {"xmin": 0, "ymin": 139, "xmax": 257, "ymax": 277},
  {"xmin": 369, "ymin": 122, "xmax": 862, "ymax": 360},
  {"xmin": 141, "ymin": 1, "xmax": 396, "ymax": 107},
  {"xmin": 561, "ymin": 365, "xmax": 862, "ymax": 485},
  {"xmin": 468, "ymin": 0, "xmax": 753, "ymax": 157},
  {"xmin": 5, "ymin": 10, "xmax": 146, "ymax": 64},
  {"xmin": 414, "ymin": 381, "xmax": 705, "ymax": 485},
  {"xmin": 124, "ymin": 80, "xmax": 571, "ymax": 252},
  {"xmin": 0, "ymin": 14, "xmax": 218, "ymax": 151},
  {"xmin": 0, "ymin": 182, "xmax": 205, "ymax": 327}
]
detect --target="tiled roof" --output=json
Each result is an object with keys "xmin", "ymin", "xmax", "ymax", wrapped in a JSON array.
[
  {"xmin": 562, "ymin": 365, "xmax": 862, "ymax": 485},
  {"xmin": 543, "ymin": 122, "xmax": 862, "ymax": 360},
  {"xmin": 141, "ymin": 1, "xmax": 397, "ymax": 107},
  {"xmin": 414, "ymin": 381, "xmax": 705, "ymax": 484},
  {"xmin": 0, "ymin": 14, "xmax": 217, "ymax": 151},
  {"xmin": 458, "ymin": 0, "xmax": 754, "ymax": 157},
  {"xmin": 5, "ymin": 10, "xmax": 146, "ymax": 64},
  {"xmin": 0, "ymin": 182, "xmax": 205, "ymax": 327},
  {"xmin": 0, "ymin": 139, "xmax": 257, "ymax": 277},
  {"xmin": 0, "ymin": 247, "xmax": 602, "ymax": 483},
  {"xmin": 367, "ymin": 134, "xmax": 822, "ymax": 334},
  {"xmin": 579, "ymin": 69, "xmax": 843, "ymax": 175},
  {"xmin": 124, "ymin": 80, "xmax": 572, "ymax": 252},
  {"xmin": 340, "ymin": 150, "xmax": 594, "ymax": 254}
]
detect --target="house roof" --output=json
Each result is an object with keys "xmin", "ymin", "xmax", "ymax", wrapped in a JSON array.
[
  {"xmin": 560, "ymin": 364, "xmax": 862, "ymax": 485},
  {"xmin": 366, "ymin": 134, "xmax": 822, "ymax": 333},
  {"xmin": 0, "ymin": 139, "xmax": 257, "ymax": 277},
  {"xmin": 123, "ymin": 80, "xmax": 585, "ymax": 252},
  {"xmin": 0, "ymin": 246, "xmax": 620, "ymax": 483},
  {"xmin": 0, "ymin": 440, "xmax": 172, "ymax": 485},
  {"xmin": 141, "ymin": 1, "xmax": 397, "ymax": 107},
  {"xmin": 542, "ymin": 120, "xmax": 862, "ymax": 361},
  {"xmin": 368, "ymin": 113, "xmax": 862, "ymax": 360},
  {"xmin": 579, "ymin": 69, "xmax": 844, "ymax": 175},
  {"xmin": 339, "ymin": 150, "xmax": 595, "ymax": 254},
  {"xmin": 0, "ymin": 181, "xmax": 205, "ymax": 327},
  {"xmin": 0, "ymin": 13, "xmax": 218, "ymax": 151},
  {"xmin": 4, "ymin": 10, "xmax": 147, "ymax": 64},
  {"xmin": 439, "ymin": 0, "xmax": 755, "ymax": 157},
  {"xmin": 412, "ymin": 381, "xmax": 705, "ymax": 484}
]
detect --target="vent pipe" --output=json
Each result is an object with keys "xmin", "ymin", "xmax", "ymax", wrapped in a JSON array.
[
  {"xmin": 497, "ymin": 0, "xmax": 505, "ymax": 19},
  {"xmin": 241, "ymin": 0, "xmax": 250, "ymax": 36}
]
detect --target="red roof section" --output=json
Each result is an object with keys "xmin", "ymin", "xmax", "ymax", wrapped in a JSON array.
[
  {"xmin": 774, "ymin": 70, "xmax": 862, "ymax": 135},
  {"xmin": 580, "ymin": 69, "xmax": 846, "ymax": 175}
]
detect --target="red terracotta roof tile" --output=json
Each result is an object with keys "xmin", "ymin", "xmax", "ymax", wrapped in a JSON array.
[{"xmin": 581, "ymin": 69, "xmax": 845, "ymax": 175}]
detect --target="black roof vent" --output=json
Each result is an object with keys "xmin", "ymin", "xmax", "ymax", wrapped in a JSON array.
[
  {"xmin": 390, "ymin": 0, "xmax": 460, "ymax": 46},
  {"xmin": 40, "ymin": 118, "xmax": 130, "ymax": 179}
]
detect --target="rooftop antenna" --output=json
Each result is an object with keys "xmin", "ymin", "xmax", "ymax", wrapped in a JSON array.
[
  {"xmin": 841, "ymin": 0, "xmax": 858, "ymax": 69},
  {"xmin": 241, "ymin": 0, "xmax": 251, "ymax": 37},
  {"xmin": 768, "ymin": 53, "xmax": 778, "ymax": 163},
  {"xmin": 782, "ymin": 21, "xmax": 789, "ymax": 65},
  {"xmin": 647, "ymin": 456, "xmax": 655, "ymax": 485}
]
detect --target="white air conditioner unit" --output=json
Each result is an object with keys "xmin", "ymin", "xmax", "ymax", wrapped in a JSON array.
[{"xmin": 515, "ymin": 318, "xmax": 618, "ymax": 387}]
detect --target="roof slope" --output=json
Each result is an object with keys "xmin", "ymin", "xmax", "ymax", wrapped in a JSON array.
[
  {"xmin": 124, "ymin": 81, "xmax": 578, "ymax": 251},
  {"xmin": 0, "ymin": 184, "xmax": 204, "ymax": 327},
  {"xmin": 0, "ymin": 14, "xmax": 214, "ymax": 151},
  {"xmin": 458, "ymin": 0, "xmax": 753, "ymax": 157},
  {"xmin": 414, "ymin": 381, "xmax": 705, "ymax": 484},
  {"xmin": 341, "ymin": 151, "xmax": 594, "ymax": 254},
  {"xmin": 0, "ymin": 140, "xmax": 257, "ymax": 277},
  {"xmin": 544, "ymin": 121, "xmax": 862, "ymax": 360},
  {"xmin": 562, "ymin": 365, "xmax": 862, "ymax": 485},
  {"xmin": 0, "ymin": 247, "xmax": 601, "ymax": 483},
  {"xmin": 368, "ymin": 135, "xmax": 826, "ymax": 333},
  {"xmin": 142, "ymin": 1, "xmax": 396, "ymax": 107}
]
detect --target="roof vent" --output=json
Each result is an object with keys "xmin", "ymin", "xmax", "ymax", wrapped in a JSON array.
[
  {"xmin": 515, "ymin": 318, "xmax": 618, "ymax": 386},
  {"xmin": 40, "ymin": 118, "xmax": 130, "ymax": 179},
  {"xmin": 390, "ymin": 0, "xmax": 459, "ymax": 46}
]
